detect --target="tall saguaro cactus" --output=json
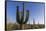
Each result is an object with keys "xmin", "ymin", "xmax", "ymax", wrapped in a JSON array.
[{"xmin": 16, "ymin": 3, "xmax": 29, "ymax": 29}]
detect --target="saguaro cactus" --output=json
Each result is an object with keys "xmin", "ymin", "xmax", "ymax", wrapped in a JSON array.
[
  {"xmin": 16, "ymin": 3, "xmax": 29, "ymax": 29},
  {"xmin": 33, "ymin": 18, "xmax": 35, "ymax": 25}
]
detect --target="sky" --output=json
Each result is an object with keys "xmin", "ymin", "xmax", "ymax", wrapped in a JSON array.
[{"xmin": 7, "ymin": 1, "xmax": 45, "ymax": 24}]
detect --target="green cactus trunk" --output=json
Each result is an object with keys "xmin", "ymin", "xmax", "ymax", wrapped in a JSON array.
[{"xmin": 20, "ymin": 24, "xmax": 24, "ymax": 30}]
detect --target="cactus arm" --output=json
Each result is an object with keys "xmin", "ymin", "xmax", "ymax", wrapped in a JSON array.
[
  {"xmin": 16, "ymin": 6, "xmax": 21, "ymax": 24},
  {"xmin": 23, "ymin": 10, "xmax": 29, "ymax": 24}
]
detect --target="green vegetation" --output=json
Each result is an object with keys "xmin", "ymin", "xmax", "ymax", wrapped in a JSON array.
[{"xmin": 6, "ymin": 23, "xmax": 45, "ymax": 30}]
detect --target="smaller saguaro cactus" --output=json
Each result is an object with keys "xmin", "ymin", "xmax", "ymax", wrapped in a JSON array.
[
  {"xmin": 16, "ymin": 5, "xmax": 29, "ymax": 29},
  {"xmin": 33, "ymin": 18, "xmax": 35, "ymax": 25}
]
